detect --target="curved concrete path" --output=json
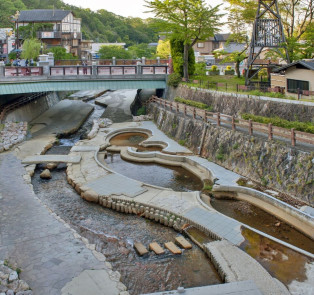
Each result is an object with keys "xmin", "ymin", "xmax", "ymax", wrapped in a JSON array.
[{"xmin": 65, "ymin": 120, "xmax": 294, "ymax": 295}]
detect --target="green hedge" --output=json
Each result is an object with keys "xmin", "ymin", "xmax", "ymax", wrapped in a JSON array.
[
  {"xmin": 174, "ymin": 97, "xmax": 212, "ymax": 111},
  {"xmin": 241, "ymin": 113, "xmax": 314, "ymax": 134}
]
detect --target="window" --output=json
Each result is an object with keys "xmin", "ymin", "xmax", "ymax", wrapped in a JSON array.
[
  {"xmin": 287, "ymin": 79, "xmax": 309, "ymax": 93},
  {"xmin": 197, "ymin": 43, "xmax": 204, "ymax": 48}
]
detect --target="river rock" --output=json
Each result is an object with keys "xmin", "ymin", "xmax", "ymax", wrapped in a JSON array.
[
  {"xmin": 8, "ymin": 271, "xmax": 18, "ymax": 282},
  {"xmin": 6, "ymin": 290, "xmax": 14, "ymax": 295},
  {"xmin": 40, "ymin": 169, "xmax": 51, "ymax": 179},
  {"xmin": 46, "ymin": 162, "xmax": 58, "ymax": 170},
  {"xmin": 82, "ymin": 190, "xmax": 99, "ymax": 203}
]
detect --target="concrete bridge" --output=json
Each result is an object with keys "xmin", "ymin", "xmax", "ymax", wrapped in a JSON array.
[{"xmin": 0, "ymin": 64, "xmax": 168, "ymax": 95}]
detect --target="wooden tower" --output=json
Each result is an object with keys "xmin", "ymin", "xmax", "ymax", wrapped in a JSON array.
[{"xmin": 245, "ymin": 0, "xmax": 290, "ymax": 85}]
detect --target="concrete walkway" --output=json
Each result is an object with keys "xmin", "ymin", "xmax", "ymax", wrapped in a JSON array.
[
  {"xmin": 142, "ymin": 280, "xmax": 263, "ymax": 295},
  {"xmin": 0, "ymin": 154, "xmax": 122, "ymax": 295}
]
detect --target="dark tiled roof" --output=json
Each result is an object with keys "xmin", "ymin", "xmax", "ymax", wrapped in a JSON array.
[
  {"xmin": 274, "ymin": 60, "xmax": 314, "ymax": 72},
  {"xmin": 214, "ymin": 33, "xmax": 231, "ymax": 42},
  {"xmin": 18, "ymin": 10, "xmax": 71, "ymax": 22}
]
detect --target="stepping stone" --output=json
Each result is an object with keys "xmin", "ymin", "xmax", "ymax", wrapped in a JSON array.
[
  {"xmin": 149, "ymin": 242, "xmax": 165, "ymax": 255},
  {"xmin": 133, "ymin": 242, "xmax": 148, "ymax": 256},
  {"xmin": 175, "ymin": 236, "xmax": 192, "ymax": 249},
  {"xmin": 164, "ymin": 242, "xmax": 182, "ymax": 254}
]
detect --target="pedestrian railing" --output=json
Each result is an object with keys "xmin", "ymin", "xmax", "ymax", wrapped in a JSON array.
[
  {"xmin": 149, "ymin": 96, "xmax": 314, "ymax": 147},
  {"xmin": 4, "ymin": 67, "xmax": 43, "ymax": 77}
]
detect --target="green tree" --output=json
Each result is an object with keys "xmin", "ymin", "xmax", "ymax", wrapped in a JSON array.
[
  {"xmin": 214, "ymin": 49, "xmax": 247, "ymax": 78},
  {"xmin": 128, "ymin": 43, "xmax": 155, "ymax": 58},
  {"xmin": 48, "ymin": 47, "xmax": 77, "ymax": 60},
  {"xmin": 19, "ymin": 23, "xmax": 53, "ymax": 40},
  {"xmin": 156, "ymin": 40, "xmax": 170, "ymax": 59},
  {"xmin": 21, "ymin": 38, "xmax": 41, "ymax": 60},
  {"xmin": 145, "ymin": 0, "xmax": 222, "ymax": 79},
  {"xmin": 170, "ymin": 37, "xmax": 195, "ymax": 76},
  {"xmin": 98, "ymin": 45, "xmax": 132, "ymax": 59}
]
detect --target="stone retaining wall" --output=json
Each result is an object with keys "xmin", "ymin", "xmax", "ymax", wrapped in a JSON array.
[
  {"xmin": 5, "ymin": 92, "xmax": 63, "ymax": 123},
  {"xmin": 149, "ymin": 104, "xmax": 314, "ymax": 205},
  {"xmin": 167, "ymin": 85, "xmax": 314, "ymax": 123}
]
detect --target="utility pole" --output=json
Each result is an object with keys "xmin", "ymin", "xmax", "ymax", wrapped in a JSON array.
[{"xmin": 245, "ymin": 0, "xmax": 290, "ymax": 86}]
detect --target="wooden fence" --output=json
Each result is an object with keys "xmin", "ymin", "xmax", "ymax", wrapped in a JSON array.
[{"xmin": 148, "ymin": 97, "xmax": 314, "ymax": 147}]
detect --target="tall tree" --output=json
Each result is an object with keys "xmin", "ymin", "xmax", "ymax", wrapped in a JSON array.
[{"xmin": 145, "ymin": 0, "xmax": 222, "ymax": 79}]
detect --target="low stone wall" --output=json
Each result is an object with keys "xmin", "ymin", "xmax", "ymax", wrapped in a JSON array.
[
  {"xmin": 0, "ymin": 122, "xmax": 28, "ymax": 153},
  {"xmin": 167, "ymin": 85, "xmax": 314, "ymax": 123},
  {"xmin": 149, "ymin": 104, "xmax": 314, "ymax": 205}
]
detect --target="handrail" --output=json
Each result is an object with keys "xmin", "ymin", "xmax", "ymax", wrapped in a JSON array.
[{"xmin": 149, "ymin": 96, "xmax": 314, "ymax": 147}]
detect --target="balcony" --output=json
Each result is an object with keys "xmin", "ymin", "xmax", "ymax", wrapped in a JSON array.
[{"xmin": 37, "ymin": 31, "xmax": 62, "ymax": 39}]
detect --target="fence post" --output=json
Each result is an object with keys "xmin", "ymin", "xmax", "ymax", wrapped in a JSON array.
[
  {"xmin": 176, "ymin": 102, "xmax": 179, "ymax": 113},
  {"xmin": 249, "ymin": 119, "xmax": 253, "ymax": 135},
  {"xmin": 193, "ymin": 108, "xmax": 196, "ymax": 119},
  {"xmin": 236, "ymin": 84, "xmax": 239, "ymax": 92},
  {"xmin": 170, "ymin": 102, "xmax": 172, "ymax": 111},
  {"xmin": 291, "ymin": 128, "xmax": 296, "ymax": 146},
  {"xmin": 217, "ymin": 112, "xmax": 220, "ymax": 126},
  {"xmin": 184, "ymin": 105, "xmax": 187, "ymax": 116},
  {"xmin": 232, "ymin": 116, "xmax": 235, "ymax": 131},
  {"xmin": 204, "ymin": 110, "xmax": 207, "ymax": 122},
  {"xmin": 225, "ymin": 83, "xmax": 227, "ymax": 91},
  {"xmin": 268, "ymin": 123, "xmax": 273, "ymax": 140},
  {"xmin": 216, "ymin": 83, "xmax": 218, "ymax": 91}
]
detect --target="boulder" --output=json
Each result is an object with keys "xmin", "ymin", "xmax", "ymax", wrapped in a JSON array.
[
  {"xmin": 40, "ymin": 169, "xmax": 52, "ymax": 179},
  {"xmin": 46, "ymin": 163, "xmax": 58, "ymax": 170},
  {"xmin": 8, "ymin": 271, "xmax": 18, "ymax": 282}
]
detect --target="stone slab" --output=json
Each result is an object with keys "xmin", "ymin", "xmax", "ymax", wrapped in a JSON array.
[
  {"xmin": 204, "ymin": 240, "xmax": 290, "ymax": 295},
  {"xmin": 164, "ymin": 242, "xmax": 182, "ymax": 254},
  {"xmin": 183, "ymin": 207, "xmax": 245, "ymax": 245},
  {"xmin": 22, "ymin": 155, "xmax": 81, "ymax": 164},
  {"xmin": 61, "ymin": 269, "xmax": 119, "ymax": 295},
  {"xmin": 149, "ymin": 242, "xmax": 165, "ymax": 255},
  {"xmin": 86, "ymin": 173, "xmax": 147, "ymax": 198},
  {"xmin": 71, "ymin": 146, "xmax": 99, "ymax": 152},
  {"xmin": 175, "ymin": 236, "xmax": 192, "ymax": 249},
  {"xmin": 134, "ymin": 242, "xmax": 148, "ymax": 256},
  {"xmin": 141, "ymin": 280, "xmax": 263, "ymax": 295}
]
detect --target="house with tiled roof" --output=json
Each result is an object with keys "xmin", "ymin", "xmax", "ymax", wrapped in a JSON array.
[
  {"xmin": 17, "ymin": 9, "xmax": 82, "ymax": 57},
  {"xmin": 271, "ymin": 59, "xmax": 314, "ymax": 98}
]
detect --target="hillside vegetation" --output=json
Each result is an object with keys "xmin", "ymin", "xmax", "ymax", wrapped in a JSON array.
[{"xmin": 0, "ymin": 0, "xmax": 160, "ymax": 46}]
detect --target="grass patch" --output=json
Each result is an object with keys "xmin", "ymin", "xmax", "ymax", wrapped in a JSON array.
[
  {"xmin": 241, "ymin": 113, "xmax": 314, "ymax": 134},
  {"xmin": 178, "ymin": 139, "xmax": 186, "ymax": 146},
  {"xmin": 174, "ymin": 96, "xmax": 212, "ymax": 111}
]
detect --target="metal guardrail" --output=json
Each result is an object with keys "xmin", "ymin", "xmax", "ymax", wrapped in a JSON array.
[{"xmin": 149, "ymin": 96, "xmax": 314, "ymax": 147}]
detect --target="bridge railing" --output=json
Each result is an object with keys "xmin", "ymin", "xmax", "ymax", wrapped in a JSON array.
[
  {"xmin": 55, "ymin": 59, "xmax": 169, "ymax": 66},
  {"xmin": 48, "ymin": 65, "xmax": 168, "ymax": 76},
  {"xmin": 4, "ymin": 67, "xmax": 43, "ymax": 77}
]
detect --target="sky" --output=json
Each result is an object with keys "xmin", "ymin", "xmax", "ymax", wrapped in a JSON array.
[{"xmin": 63, "ymin": 0, "xmax": 226, "ymax": 20}]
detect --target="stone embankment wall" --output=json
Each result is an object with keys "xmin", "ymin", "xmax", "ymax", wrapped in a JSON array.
[
  {"xmin": 167, "ymin": 85, "xmax": 314, "ymax": 123},
  {"xmin": 5, "ymin": 92, "xmax": 63, "ymax": 122},
  {"xmin": 149, "ymin": 104, "xmax": 314, "ymax": 205},
  {"xmin": 0, "ymin": 122, "xmax": 28, "ymax": 153}
]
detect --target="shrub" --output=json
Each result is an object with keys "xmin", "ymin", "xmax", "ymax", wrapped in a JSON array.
[
  {"xmin": 167, "ymin": 73, "xmax": 182, "ymax": 87},
  {"xmin": 136, "ymin": 106, "xmax": 146, "ymax": 116},
  {"xmin": 241, "ymin": 113, "xmax": 314, "ymax": 134},
  {"xmin": 174, "ymin": 97, "xmax": 212, "ymax": 110},
  {"xmin": 226, "ymin": 66, "xmax": 232, "ymax": 71},
  {"xmin": 194, "ymin": 62, "xmax": 206, "ymax": 76}
]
